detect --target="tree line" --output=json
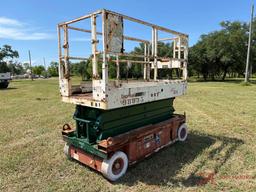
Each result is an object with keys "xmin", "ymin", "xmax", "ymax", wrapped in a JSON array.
[
  {"xmin": 189, "ymin": 19, "xmax": 256, "ymax": 80},
  {"xmin": 70, "ymin": 42, "xmax": 175, "ymax": 80},
  {"xmin": 0, "ymin": 45, "xmax": 59, "ymax": 77},
  {"xmin": 71, "ymin": 19, "xmax": 256, "ymax": 81},
  {"xmin": 0, "ymin": 18, "xmax": 255, "ymax": 80}
]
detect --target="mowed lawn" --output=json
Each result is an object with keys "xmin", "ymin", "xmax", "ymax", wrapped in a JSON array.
[{"xmin": 0, "ymin": 78, "xmax": 255, "ymax": 192}]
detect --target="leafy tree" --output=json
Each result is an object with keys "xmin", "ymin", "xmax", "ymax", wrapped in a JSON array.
[
  {"xmin": 0, "ymin": 45, "xmax": 19, "ymax": 73},
  {"xmin": 130, "ymin": 42, "xmax": 174, "ymax": 79},
  {"xmin": 71, "ymin": 61, "xmax": 91, "ymax": 80},
  {"xmin": 79, "ymin": 57, "xmax": 103, "ymax": 80},
  {"xmin": 219, "ymin": 21, "xmax": 248, "ymax": 79},
  {"xmin": 32, "ymin": 65, "xmax": 45, "ymax": 75},
  {"xmin": 0, "ymin": 45, "xmax": 19, "ymax": 61},
  {"xmin": 108, "ymin": 60, "xmax": 117, "ymax": 79},
  {"xmin": 189, "ymin": 21, "xmax": 248, "ymax": 80},
  {"xmin": 23, "ymin": 62, "xmax": 30, "ymax": 71},
  {"xmin": 0, "ymin": 62, "xmax": 9, "ymax": 73},
  {"xmin": 48, "ymin": 61, "xmax": 59, "ymax": 76},
  {"xmin": 250, "ymin": 17, "xmax": 256, "ymax": 76},
  {"xmin": 8, "ymin": 61, "xmax": 25, "ymax": 75}
]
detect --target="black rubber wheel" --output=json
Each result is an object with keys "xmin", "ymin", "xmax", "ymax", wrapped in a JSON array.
[
  {"xmin": 0, "ymin": 82, "xmax": 9, "ymax": 89},
  {"xmin": 177, "ymin": 123, "xmax": 188, "ymax": 142}
]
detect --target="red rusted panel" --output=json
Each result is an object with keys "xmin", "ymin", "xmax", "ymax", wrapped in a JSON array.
[
  {"xmin": 127, "ymin": 141, "xmax": 137, "ymax": 163},
  {"xmin": 127, "ymin": 115, "xmax": 185, "ymax": 163},
  {"xmin": 69, "ymin": 114, "xmax": 185, "ymax": 172},
  {"xmin": 70, "ymin": 146, "xmax": 103, "ymax": 172}
]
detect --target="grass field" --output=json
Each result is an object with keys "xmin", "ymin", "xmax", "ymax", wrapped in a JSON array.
[{"xmin": 0, "ymin": 78, "xmax": 256, "ymax": 192}]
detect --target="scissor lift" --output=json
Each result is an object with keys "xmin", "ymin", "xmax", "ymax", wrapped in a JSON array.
[{"xmin": 58, "ymin": 9, "xmax": 189, "ymax": 181}]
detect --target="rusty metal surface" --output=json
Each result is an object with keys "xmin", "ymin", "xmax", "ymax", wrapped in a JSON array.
[
  {"xmin": 59, "ymin": 9, "xmax": 188, "ymax": 37},
  {"xmin": 66, "ymin": 114, "xmax": 186, "ymax": 175},
  {"xmin": 57, "ymin": 9, "xmax": 188, "ymax": 109},
  {"xmin": 70, "ymin": 145, "xmax": 103, "ymax": 172},
  {"xmin": 62, "ymin": 123, "xmax": 74, "ymax": 136},
  {"xmin": 67, "ymin": 114, "xmax": 185, "ymax": 174},
  {"xmin": 98, "ymin": 114, "xmax": 185, "ymax": 163},
  {"xmin": 106, "ymin": 13, "xmax": 123, "ymax": 53}
]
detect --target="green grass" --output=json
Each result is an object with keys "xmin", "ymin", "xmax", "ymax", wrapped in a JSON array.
[{"xmin": 0, "ymin": 78, "xmax": 256, "ymax": 192}]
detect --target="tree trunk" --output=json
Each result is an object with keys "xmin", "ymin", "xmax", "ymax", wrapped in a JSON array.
[
  {"xmin": 211, "ymin": 73, "xmax": 215, "ymax": 81},
  {"xmin": 222, "ymin": 69, "xmax": 227, "ymax": 81},
  {"xmin": 203, "ymin": 74, "xmax": 207, "ymax": 81}
]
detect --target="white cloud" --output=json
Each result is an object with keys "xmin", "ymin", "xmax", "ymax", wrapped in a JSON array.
[
  {"xmin": 0, "ymin": 17, "xmax": 24, "ymax": 26},
  {"xmin": 0, "ymin": 17, "xmax": 54, "ymax": 40}
]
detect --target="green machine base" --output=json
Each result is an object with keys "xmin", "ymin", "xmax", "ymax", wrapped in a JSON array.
[{"xmin": 63, "ymin": 98, "xmax": 175, "ymax": 158}]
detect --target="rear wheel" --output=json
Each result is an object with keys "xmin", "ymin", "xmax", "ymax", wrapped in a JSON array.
[
  {"xmin": 101, "ymin": 151, "xmax": 128, "ymax": 181},
  {"xmin": 177, "ymin": 123, "xmax": 188, "ymax": 142}
]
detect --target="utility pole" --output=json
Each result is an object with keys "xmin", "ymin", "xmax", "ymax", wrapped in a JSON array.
[
  {"xmin": 43, "ymin": 57, "xmax": 47, "ymax": 78},
  {"xmin": 28, "ymin": 50, "xmax": 33, "ymax": 81},
  {"xmin": 43, "ymin": 57, "xmax": 46, "ymax": 67},
  {"xmin": 245, "ymin": 4, "xmax": 254, "ymax": 83}
]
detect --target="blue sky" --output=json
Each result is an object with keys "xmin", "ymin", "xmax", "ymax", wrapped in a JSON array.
[{"xmin": 0, "ymin": 0, "xmax": 254, "ymax": 67}]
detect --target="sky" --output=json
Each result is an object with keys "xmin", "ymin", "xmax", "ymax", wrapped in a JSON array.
[{"xmin": 0, "ymin": 0, "xmax": 255, "ymax": 67}]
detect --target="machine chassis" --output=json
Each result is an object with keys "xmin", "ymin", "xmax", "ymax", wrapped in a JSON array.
[{"xmin": 62, "ymin": 114, "xmax": 187, "ymax": 181}]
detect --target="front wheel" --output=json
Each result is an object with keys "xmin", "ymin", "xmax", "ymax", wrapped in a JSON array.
[
  {"xmin": 63, "ymin": 143, "xmax": 71, "ymax": 159},
  {"xmin": 101, "ymin": 151, "xmax": 128, "ymax": 181},
  {"xmin": 177, "ymin": 123, "xmax": 188, "ymax": 142},
  {"xmin": 0, "ymin": 82, "xmax": 9, "ymax": 89}
]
